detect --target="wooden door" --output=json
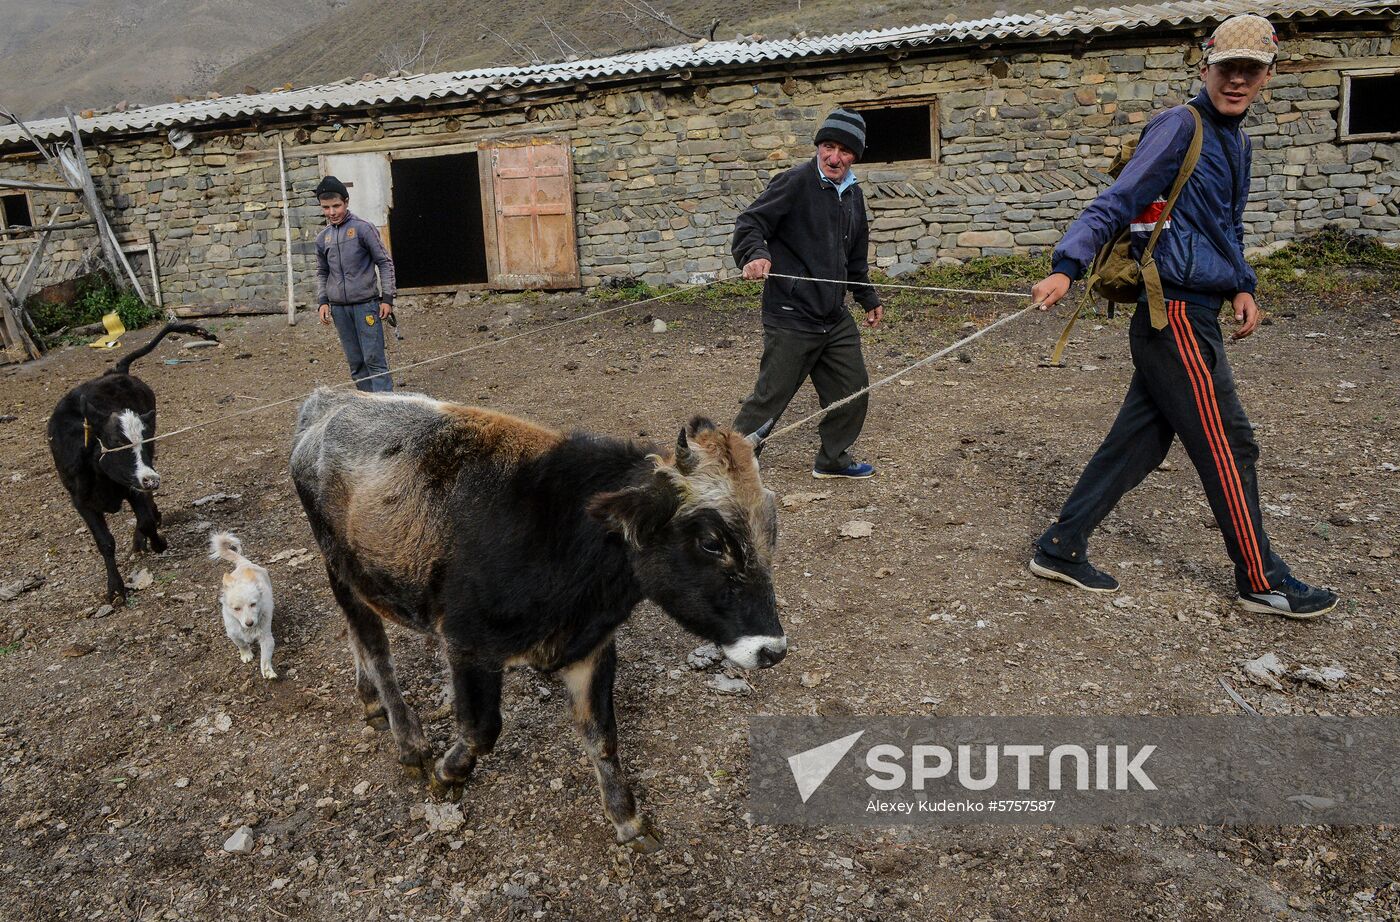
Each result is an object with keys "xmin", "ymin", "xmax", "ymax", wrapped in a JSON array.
[{"xmin": 482, "ymin": 139, "xmax": 580, "ymax": 289}]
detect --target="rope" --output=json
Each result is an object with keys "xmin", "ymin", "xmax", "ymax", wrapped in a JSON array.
[
  {"xmin": 765, "ymin": 303, "xmax": 1040, "ymax": 443},
  {"xmin": 98, "ymin": 281, "xmax": 713, "ymax": 456},
  {"xmin": 93, "ymin": 270, "xmax": 1042, "ymax": 456},
  {"xmin": 765, "ymin": 271, "xmax": 1027, "ymax": 299}
]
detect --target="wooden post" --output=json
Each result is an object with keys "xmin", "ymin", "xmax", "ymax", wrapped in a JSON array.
[
  {"xmin": 0, "ymin": 277, "xmax": 41, "ymax": 362},
  {"xmin": 147, "ymin": 230, "xmax": 166, "ymax": 316},
  {"xmin": 0, "ymin": 279, "xmax": 28, "ymax": 360},
  {"xmin": 0, "ymin": 178, "xmax": 82, "ymax": 193},
  {"xmin": 61, "ymin": 109, "xmax": 122, "ymax": 279},
  {"xmin": 277, "ymin": 138, "xmax": 297, "ymax": 326},
  {"xmin": 63, "ymin": 109, "xmax": 149, "ymax": 304},
  {"xmin": 0, "ymin": 218, "xmax": 97, "ymax": 237},
  {"xmin": 9, "ymin": 213, "xmax": 59, "ymax": 308}
]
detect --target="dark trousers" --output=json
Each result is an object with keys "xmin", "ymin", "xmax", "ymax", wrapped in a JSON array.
[
  {"xmin": 734, "ymin": 311, "xmax": 869, "ymax": 471},
  {"xmin": 331, "ymin": 301, "xmax": 392, "ymax": 392},
  {"xmin": 1039, "ymin": 297, "xmax": 1290, "ymax": 594}
]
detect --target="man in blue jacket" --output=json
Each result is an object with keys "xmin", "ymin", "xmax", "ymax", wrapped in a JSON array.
[
  {"xmin": 314, "ymin": 176, "xmax": 397, "ymax": 392},
  {"xmin": 1028, "ymin": 14, "xmax": 1339, "ymax": 619}
]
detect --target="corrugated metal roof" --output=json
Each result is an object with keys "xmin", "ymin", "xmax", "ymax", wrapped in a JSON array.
[{"xmin": 3, "ymin": 1, "xmax": 1395, "ymax": 146}]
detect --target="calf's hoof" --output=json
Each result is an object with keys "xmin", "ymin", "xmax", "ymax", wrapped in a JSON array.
[
  {"xmin": 240, "ymin": 650, "xmax": 255, "ymax": 664},
  {"xmin": 398, "ymin": 748, "xmax": 433, "ymax": 782},
  {"xmin": 363, "ymin": 705, "xmax": 389, "ymax": 731},
  {"xmin": 132, "ymin": 532, "xmax": 148, "ymax": 552},
  {"xmin": 428, "ymin": 769, "xmax": 466, "ymax": 803},
  {"xmin": 261, "ymin": 664, "xmax": 279, "ymax": 680},
  {"xmin": 621, "ymin": 821, "xmax": 663, "ymax": 855},
  {"xmin": 107, "ymin": 587, "xmax": 127, "ymax": 607},
  {"xmin": 429, "ymin": 752, "xmax": 475, "ymax": 802},
  {"xmin": 150, "ymin": 534, "xmax": 167, "ymax": 554}
]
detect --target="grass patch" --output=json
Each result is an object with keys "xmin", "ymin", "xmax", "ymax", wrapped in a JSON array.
[
  {"xmin": 27, "ymin": 275, "xmax": 159, "ymax": 344},
  {"xmin": 1253, "ymin": 226, "xmax": 1400, "ymax": 300},
  {"xmin": 0, "ymin": 642, "xmax": 19, "ymax": 656},
  {"xmin": 695, "ymin": 277, "xmax": 761, "ymax": 302},
  {"xmin": 692, "ymin": 277, "xmax": 760, "ymax": 312},
  {"xmin": 592, "ymin": 278, "xmax": 662, "ymax": 303},
  {"xmin": 591, "ymin": 275, "xmax": 761, "ymax": 313}
]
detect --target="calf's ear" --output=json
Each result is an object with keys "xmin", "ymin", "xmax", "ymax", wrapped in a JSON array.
[{"xmin": 589, "ymin": 479, "xmax": 680, "ymax": 548}]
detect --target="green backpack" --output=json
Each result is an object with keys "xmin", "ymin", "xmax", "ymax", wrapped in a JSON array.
[{"xmin": 1049, "ymin": 104, "xmax": 1203, "ymax": 365}]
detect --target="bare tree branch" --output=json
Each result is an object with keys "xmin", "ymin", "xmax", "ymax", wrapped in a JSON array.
[
  {"xmin": 377, "ymin": 29, "xmax": 445, "ymax": 74},
  {"xmin": 481, "ymin": 27, "xmax": 543, "ymax": 65},
  {"xmin": 538, "ymin": 18, "xmax": 590, "ymax": 59},
  {"xmin": 619, "ymin": 0, "xmax": 718, "ymax": 41},
  {"xmin": 557, "ymin": 23, "xmax": 598, "ymax": 57}
]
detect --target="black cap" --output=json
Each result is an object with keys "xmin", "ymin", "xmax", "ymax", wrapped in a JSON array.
[
  {"xmin": 813, "ymin": 108, "xmax": 867, "ymax": 160},
  {"xmin": 314, "ymin": 175, "xmax": 349, "ymax": 199}
]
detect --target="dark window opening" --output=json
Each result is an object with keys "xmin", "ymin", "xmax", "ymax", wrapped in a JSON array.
[
  {"xmin": 1347, "ymin": 72, "xmax": 1400, "ymax": 137},
  {"xmin": 1, "ymin": 193, "xmax": 32, "ymax": 231},
  {"xmin": 388, "ymin": 152, "xmax": 488, "ymax": 287},
  {"xmin": 850, "ymin": 104, "xmax": 935, "ymax": 163}
]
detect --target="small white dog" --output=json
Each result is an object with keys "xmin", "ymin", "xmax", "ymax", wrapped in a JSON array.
[{"xmin": 210, "ymin": 531, "xmax": 277, "ymax": 679}]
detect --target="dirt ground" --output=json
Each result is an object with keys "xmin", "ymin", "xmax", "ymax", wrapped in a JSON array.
[{"xmin": 1, "ymin": 276, "xmax": 1397, "ymax": 921}]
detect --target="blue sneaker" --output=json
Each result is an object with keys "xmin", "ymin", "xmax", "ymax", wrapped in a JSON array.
[
  {"xmin": 1238, "ymin": 575, "xmax": 1339, "ymax": 620},
  {"xmin": 812, "ymin": 461, "xmax": 875, "ymax": 480}
]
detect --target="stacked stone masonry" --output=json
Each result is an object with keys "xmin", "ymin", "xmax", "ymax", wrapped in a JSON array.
[{"xmin": 2, "ymin": 31, "xmax": 1395, "ymax": 304}]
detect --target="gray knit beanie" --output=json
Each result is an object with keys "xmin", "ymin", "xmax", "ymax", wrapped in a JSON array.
[{"xmin": 813, "ymin": 108, "xmax": 866, "ymax": 159}]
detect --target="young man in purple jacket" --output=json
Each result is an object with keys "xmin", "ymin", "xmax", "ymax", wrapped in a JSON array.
[
  {"xmin": 1028, "ymin": 14, "xmax": 1339, "ymax": 619},
  {"xmin": 314, "ymin": 176, "xmax": 397, "ymax": 392}
]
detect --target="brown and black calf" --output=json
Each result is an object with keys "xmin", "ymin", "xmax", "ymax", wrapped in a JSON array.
[
  {"xmin": 290, "ymin": 387, "xmax": 786, "ymax": 852},
  {"xmin": 47, "ymin": 322, "xmax": 217, "ymax": 603}
]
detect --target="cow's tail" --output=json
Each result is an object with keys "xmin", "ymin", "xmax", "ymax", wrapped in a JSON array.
[
  {"xmin": 114, "ymin": 322, "xmax": 219, "ymax": 375},
  {"xmin": 209, "ymin": 531, "xmax": 250, "ymax": 568}
]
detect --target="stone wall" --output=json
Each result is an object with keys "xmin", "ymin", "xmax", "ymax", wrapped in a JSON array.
[
  {"xmin": 0, "ymin": 137, "xmax": 326, "ymax": 306},
  {"xmin": 568, "ymin": 31, "xmax": 1398, "ymax": 284},
  {"xmin": 2, "ymin": 28, "xmax": 1395, "ymax": 303}
]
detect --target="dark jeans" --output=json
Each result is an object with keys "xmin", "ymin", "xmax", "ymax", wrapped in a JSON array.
[
  {"xmin": 734, "ymin": 311, "xmax": 869, "ymax": 471},
  {"xmin": 1039, "ymin": 297, "xmax": 1290, "ymax": 594},
  {"xmin": 331, "ymin": 301, "xmax": 392, "ymax": 393}
]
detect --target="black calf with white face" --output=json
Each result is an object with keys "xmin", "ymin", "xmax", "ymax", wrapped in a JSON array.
[
  {"xmin": 48, "ymin": 322, "xmax": 216, "ymax": 602},
  {"xmin": 95, "ymin": 408, "xmax": 161, "ymax": 493}
]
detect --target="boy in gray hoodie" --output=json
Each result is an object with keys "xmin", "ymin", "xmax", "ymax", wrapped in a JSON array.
[{"xmin": 314, "ymin": 175, "xmax": 397, "ymax": 392}]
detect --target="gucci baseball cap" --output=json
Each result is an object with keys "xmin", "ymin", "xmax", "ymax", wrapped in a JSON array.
[{"xmin": 1203, "ymin": 14, "xmax": 1279, "ymax": 66}]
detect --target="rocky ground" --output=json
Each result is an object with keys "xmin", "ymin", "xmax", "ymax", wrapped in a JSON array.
[{"xmin": 0, "ymin": 275, "xmax": 1397, "ymax": 921}]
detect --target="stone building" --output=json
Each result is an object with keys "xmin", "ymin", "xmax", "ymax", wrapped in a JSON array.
[{"xmin": 1, "ymin": 1, "xmax": 1396, "ymax": 310}]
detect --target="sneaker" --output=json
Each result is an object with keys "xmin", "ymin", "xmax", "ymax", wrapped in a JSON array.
[
  {"xmin": 1238, "ymin": 575, "xmax": 1339, "ymax": 620},
  {"xmin": 1029, "ymin": 550, "xmax": 1119, "ymax": 593},
  {"xmin": 812, "ymin": 462, "xmax": 875, "ymax": 479}
]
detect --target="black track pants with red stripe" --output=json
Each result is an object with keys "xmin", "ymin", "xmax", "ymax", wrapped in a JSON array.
[{"xmin": 1038, "ymin": 297, "xmax": 1290, "ymax": 594}]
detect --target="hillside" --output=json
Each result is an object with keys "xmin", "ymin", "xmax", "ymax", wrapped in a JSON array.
[
  {"xmin": 0, "ymin": 0, "xmax": 338, "ymax": 119},
  {"xmin": 0, "ymin": 0, "xmax": 1046, "ymax": 122},
  {"xmin": 0, "ymin": 0, "xmax": 93, "ymax": 61},
  {"xmin": 216, "ymin": 0, "xmax": 1040, "ymax": 93}
]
